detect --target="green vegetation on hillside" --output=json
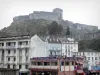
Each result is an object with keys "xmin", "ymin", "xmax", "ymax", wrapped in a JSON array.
[
  {"xmin": 0, "ymin": 20, "xmax": 64, "ymax": 37},
  {"xmin": 79, "ymin": 39, "xmax": 100, "ymax": 51},
  {"xmin": 47, "ymin": 21, "xmax": 63, "ymax": 35}
]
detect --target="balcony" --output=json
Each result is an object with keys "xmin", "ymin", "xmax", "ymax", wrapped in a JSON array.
[
  {"xmin": 49, "ymin": 49, "xmax": 61, "ymax": 51},
  {"xmin": 29, "ymin": 65, "xmax": 58, "ymax": 69},
  {"xmin": 0, "ymin": 60, "xmax": 4, "ymax": 64},
  {"xmin": 29, "ymin": 65, "xmax": 74, "ymax": 71},
  {"xmin": 0, "ymin": 46, "xmax": 5, "ymax": 49},
  {"xmin": 49, "ymin": 55, "xmax": 61, "ymax": 57},
  {"xmin": 18, "ymin": 45, "xmax": 29, "ymax": 49},
  {"xmin": 6, "ymin": 46, "xmax": 16, "ymax": 49}
]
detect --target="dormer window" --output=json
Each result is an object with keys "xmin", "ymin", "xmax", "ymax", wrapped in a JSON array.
[
  {"xmin": 49, "ymin": 39, "xmax": 51, "ymax": 42},
  {"xmin": 53, "ymin": 38, "xmax": 55, "ymax": 42},
  {"xmin": 57, "ymin": 39, "xmax": 59, "ymax": 42}
]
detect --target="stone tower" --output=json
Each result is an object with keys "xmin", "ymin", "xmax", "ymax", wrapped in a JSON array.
[{"xmin": 53, "ymin": 8, "xmax": 63, "ymax": 20}]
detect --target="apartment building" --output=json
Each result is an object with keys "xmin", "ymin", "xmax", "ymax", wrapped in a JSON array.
[
  {"xmin": 0, "ymin": 35, "xmax": 31, "ymax": 75},
  {"xmin": 73, "ymin": 49, "xmax": 100, "ymax": 70}
]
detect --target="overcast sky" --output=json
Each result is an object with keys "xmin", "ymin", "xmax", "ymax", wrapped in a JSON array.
[{"xmin": 0, "ymin": 0, "xmax": 100, "ymax": 30}]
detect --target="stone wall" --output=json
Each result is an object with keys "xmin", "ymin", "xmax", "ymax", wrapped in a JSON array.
[{"xmin": 13, "ymin": 8, "xmax": 63, "ymax": 22}]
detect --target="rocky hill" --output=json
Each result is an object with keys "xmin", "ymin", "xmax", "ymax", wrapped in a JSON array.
[{"xmin": 0, "ymin": 19, "xmax": 98, "ymax": 40}]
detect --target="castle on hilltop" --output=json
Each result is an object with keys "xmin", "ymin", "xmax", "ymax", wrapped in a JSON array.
[{"xmin": 13, "ymin": 8, "xmax": 63, "ymax": 22}]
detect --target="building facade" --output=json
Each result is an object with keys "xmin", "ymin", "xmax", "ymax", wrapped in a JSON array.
[
  {"xmin": 29, "ymin": 57, "xmax": 84, "ymax": 75},
  {"xmin": 0, "ymin": 35, "xmax": 31, "ymax": 75},
  {"xmin": 0, "ymin": 35, "xmax": 78, "ymax": 75},
  {"xmin": 73, "ymin": 49, "xmax": 100, "ymax": 70}
]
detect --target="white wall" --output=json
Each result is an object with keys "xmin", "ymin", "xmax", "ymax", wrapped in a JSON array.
[{"xmin": 30, "ymin": 35, "xmax": 48, "ymax": 58}]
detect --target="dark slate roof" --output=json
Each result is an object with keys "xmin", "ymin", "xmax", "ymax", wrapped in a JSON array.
[
  {"xmin": 38, "ymin": 35, "xmax": 47, "ymax": 42},
  {"xmin": 79, "ymin": 49, "xmax": 99, "ymax": 52},
  {"xmin": 59, "ymin": 37, "xmax": 69, "ymax": 42},
  {"xmin": 0, "ymin": 35, "xmax": 31, "ymax": 41},
  {"xmin": 47, "ymin": 36, "xmax": 61, "ymax": 43},
  {"xmin": 38, "ymin": 35, "xmax": 76, "ymax": 43}
]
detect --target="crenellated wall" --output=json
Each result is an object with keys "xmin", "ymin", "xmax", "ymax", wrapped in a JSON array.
[{"xmin": 13, "ymin": 8, "xmax": 63, "ymax": 22}]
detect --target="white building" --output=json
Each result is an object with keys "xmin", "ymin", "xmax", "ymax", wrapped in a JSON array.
[
  {"xmin": 0, "ymin": 35, "xmax": 31, "ymax": 75},
  {"xmin": 59, "ymin": 37, "xmax": 78, "ymax": 57},
  {"xmin": 73, "ymin": 49, "xmax": 100, "ymax": 70},
  {"xmin": 0, "ymin": 34, "xmax": 78, "ymax": 75}
]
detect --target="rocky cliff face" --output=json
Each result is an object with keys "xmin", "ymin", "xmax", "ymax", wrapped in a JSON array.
[{"xmin": 0, "ymin": 19, "xmax": 98, "ymax": 40}]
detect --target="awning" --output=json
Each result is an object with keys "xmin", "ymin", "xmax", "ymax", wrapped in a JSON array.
[
  {"xmin": 76, "ymin": 61, "xmax": 83, "ymax": 64},
  {"xmin": 77, "ymin": 70, "xmax": 84, "ymax": 73}
]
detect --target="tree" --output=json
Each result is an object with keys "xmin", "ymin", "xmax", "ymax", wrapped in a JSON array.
[
  {"xmin": 89, "ymin": 39, "xmax": 100, "ymax": 51},
  {"xmin": 66, "ymin": 26, "xmax": 70, "ymax": 36},
  {"xmin": 47, "ymin": 21, "xmax": 63, "ymax": 35}
]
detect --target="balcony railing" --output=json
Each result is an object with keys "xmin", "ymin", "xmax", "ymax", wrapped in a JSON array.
[
  {"xmin": 49, "ymin": 55, "xmax": 61, "ymax": 57},
  {"xmin": 18, "ymin": 45, "xmax": 29, "ymax": 49},
  {"xmin": 29, "ymin": 65, "xmax": 58, "ymax": 69},
  {"xmin": 29, "ymin": 65, "xmax": 74, "ymax": 71},
  {"xmin": 6, "ymin": 46, "xmax": 16, "ymax": 49},
  {"xmin": 49, "ymin": 49, "xmax": 61, "ymax": 51},
  {"xmin": 0, "ymin": 46, "xmax": 5, "ymax": 49}
]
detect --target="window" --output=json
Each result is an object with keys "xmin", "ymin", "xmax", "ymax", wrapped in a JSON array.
[
  {"xmin": 7, "ymin": 64, "xmax": 10, "ymax": 68},
  {"xmin": 88, "ymin": 57, "xmax": 90, "ymax": 60},
  {"xmin": 19, "ymin": 56, "xmax": 22, "ymax": 62},
  {"xmin": 8, "ymin": 50, "xmax": 10, "ymax": 54},
  {"xmin": 65, "ymin": 62, "xmax": 69, "ymax": 65},
  {"xmin": 13, "ymin": 64, "xmax": 16, "ymax": 69},
  {"xmin": 14, "ymin": 57, "xmax": 16, "ymax": 61},
  {"xmin": 0, "ymin": 43, "xmax": 4, "ymax": 46},
  {"xmin": 55, "ymin": 52, "xmax": 56, "ymax": 55},
  {"xmin": 26, "ymin": 56, "xmax": 28, "ymax": 61},
  {"xmin": 19, "ymin": 42, "xmax": 22, "ymax": 46},
  {"xmin": 19, "ymin": 65, "xmax": 21, "ymax": 69},
  {"xmin": 8, "ymin": 57, "xmax": 10, "ymax": 61},
  {"xmin": 7, "ymin": 42, "xmax": 11, "ymax": 46},
  {"xmin": 92, "ymin": 57, "xmax": 94, "ymax": 61},
  {"xmin": 57, "ymin": 39, "xmax": 59, "ymax": 42},
  {"xmin": 25, "ymin": 65, "xmax": 28, "ymax": 69},
  {"xmin": 95, "ymin": 52, "xmax": 97, "ymax": 55},
  {"xmin": 54, "ymin": 62, "xmax": 57, "ymax": 65},
  {"xmin": 72, "ymin": 62, "xmax": 74, "ymax": 65},
  {"xmin": 88, "ymin": 53, "xmax": 90, "ymax": 55},
  {"xmin": 25, "ymin": 41, "xmax": 28, "ymax": 45},
  {"xmin": 68, "ymin": 53, "xmax": 70, "ymax": 56},
  {"xmin": 75, "ymin": 62, "xmax": 77, "ymax": 65},
  {"xmin": 32, "ymin": 62, "xmax": 36, "ymax": 65},
  {"xmin": 50, "ymin": 52, "xmax": 52, "ymax": 55},
  {"xmin": 51, "ymin": 62, "xmax": 57, "ymax": 66},
  {"xmin": 50, "ymin": 39, "xmax": 51, "ymax": 41},
  {"xmin": 37, "ymin": 62, "xmax": 43, "ymax": 66},
  {"xmin": 79, "ymin": 53, "xmax": 81, "ymax": 56},
  {"xmin": 19, "ymin": 50, "xmax": 22, "ymax": 55},
  {"xmin": 2, "ymin": 50, "xmax": 4, "ymax": 54},
  {"xmin": 25, "ymin": 49, "xmax": 28, "ymax": 54},
  {"xmin": 95, "ymin": 57, "xmax": 97, "ymax": 60},
  {"xmin": 14, "ymin": 50, "xmax": 16, "ymax": 54},
  {"xmin": 61, "ymin": 62, "xmax": 64, "ymax": 66},
  {"xmin": 74, "ymin": 44, "xmax": 75, "ymax": 47}
]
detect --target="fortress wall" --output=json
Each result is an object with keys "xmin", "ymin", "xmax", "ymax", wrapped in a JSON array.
[
  {"xmin": 13, "ymin": 8, "xmax": 63, "ymax": 22},
  {"xmin": 29, "ymin": 11, "xmax": 61, "ymax": 21},
  {"xmin": 13, "ymin": 15, "xmax": 29, "ymax": 21}
]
